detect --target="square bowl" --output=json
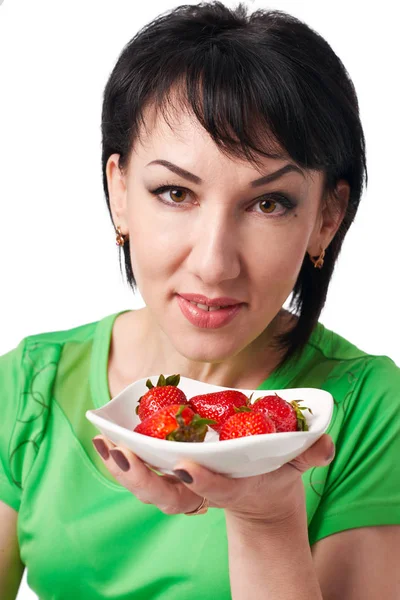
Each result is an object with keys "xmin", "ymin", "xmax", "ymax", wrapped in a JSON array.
[{"xmin": 86, "ymin": 375, "xmax": 333, "ymax": 478}]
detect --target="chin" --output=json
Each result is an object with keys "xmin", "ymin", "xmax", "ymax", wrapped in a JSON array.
[{"xmin": 172, "ymin": 327, "xmax": 248, "ymax": 360}]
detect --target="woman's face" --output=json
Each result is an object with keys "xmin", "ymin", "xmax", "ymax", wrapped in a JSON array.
[{"xmin": 107, "ymin": 105, "xmax": 345, "ymax": 369}]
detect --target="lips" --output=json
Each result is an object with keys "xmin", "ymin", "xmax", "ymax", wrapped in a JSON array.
[
  {"xmin": 178, "ymin": 293, "xmax": 244, "ymax": 308},
  {"xmin": 176, "ymin": 295, "xmax": 243, "ymax": 329}
]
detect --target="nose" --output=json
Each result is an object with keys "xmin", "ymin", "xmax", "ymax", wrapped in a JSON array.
[{"xmin": 185, "ymin": 206, "xmax": 241, "ymax": 286}]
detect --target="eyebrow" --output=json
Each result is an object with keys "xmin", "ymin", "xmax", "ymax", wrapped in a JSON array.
[{"xmin": 146, "ymin": 159, "xmax": 305, "ymax": 187}]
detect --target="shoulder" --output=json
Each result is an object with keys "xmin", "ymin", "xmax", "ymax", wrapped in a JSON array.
[
  {"xmin": 308, "ymin": 321, "xmax": 399, "ymax": 389},
  {"xmin": 299, "ymin": 322, "xmax": 399, "ymax": 449},
  {"xmin": 0, "ymin": 316, "xmax": 104, "ymax": 398},
  {"xmin": 309, "ymin": 320, "xmax": 375, "ymax": 362},
  {"xmin": 0, "ymin": 314, "xmax": 109, "ymax": 494},
  {"xmin": 20, "ymin": 314, "xmax": 102, "ymax": 347}
]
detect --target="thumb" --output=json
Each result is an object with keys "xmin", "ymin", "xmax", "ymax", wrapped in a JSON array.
[{"xmin": 289, "ymin": 434, "xmax": 335, "ymax": 473}]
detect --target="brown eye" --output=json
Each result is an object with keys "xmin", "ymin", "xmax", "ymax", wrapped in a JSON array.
[
  {"xmin": 169, "ymin": 188, "xmax": 187, "ymax": 203},
  {"xmin": 259, "ymin": 199, "xmax": 277, "ymax": 214}
]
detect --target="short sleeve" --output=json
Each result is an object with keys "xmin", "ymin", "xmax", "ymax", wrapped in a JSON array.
[
  {"xmin": 0, "ymin": 339, "xmax": 26, "ymax": 511},
  {"xmin": 308, "ymin": 355, "xmax": 400, "ymax": 546}
]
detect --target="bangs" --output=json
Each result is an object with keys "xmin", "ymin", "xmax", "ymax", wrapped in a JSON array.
[{"xmin": 132, "ymin": 41, "xmax": 329, "ymax": 174}]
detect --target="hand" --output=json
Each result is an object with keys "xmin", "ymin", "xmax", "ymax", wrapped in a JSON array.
[{"xmin": 92, "ymin": 434, "xmax": 335, "ymax": 524}]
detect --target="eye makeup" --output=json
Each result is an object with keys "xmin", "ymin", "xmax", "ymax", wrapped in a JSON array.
[{"xmin": 148, "ymin": 181, "xmax": 299, "ymax": 219}]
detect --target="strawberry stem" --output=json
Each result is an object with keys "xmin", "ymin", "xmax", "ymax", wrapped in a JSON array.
[
  {"xmin": 233, "ymin": 405, "xmax": 252, "ymax": 413},
  {"xmin": 168, "ymin": 406, "xmax": 216, "ymax": 442},
  {"xmin": 290, "ymin": 400, "xmax": 311, "ymax": 431},
  {"xmin": 165, "ymin": 374, "xmax": 180, "ymax": 387}
]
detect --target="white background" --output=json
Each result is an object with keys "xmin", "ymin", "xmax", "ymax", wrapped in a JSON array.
[{"xmin": 0, "ymin": 1, "xmax": 398, "ymax": 598}]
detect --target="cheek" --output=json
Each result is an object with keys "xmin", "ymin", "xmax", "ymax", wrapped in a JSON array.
[
  {"xmin": 255, "ymin": 259, "xmax": 300, "ymax": 307},
  {"xmin": 253, "ymin": 221, "xmax": 309, "ymax": 272},
  {"xmin": 250, "ymin": 228, "xmax": 309, "ymax": 303},
  {"xmin": 128, "ymin": 213, "xmax": 182, "ymax": 284}
]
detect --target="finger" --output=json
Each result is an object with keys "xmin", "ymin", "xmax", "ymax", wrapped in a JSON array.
[
  {"xmin": 289, "ymin": 434, "xmax": 335, "ymax": 473},
  {"xmin": 92, "ymin": 437, "xmax": 203, "ymax": 514},
  {"xmin": 143, "ymin": 462, "xmax": 183, "ymax": 484},
  {"xmin": 92, "ymin": 435, "xmax": 116, "ymax": 459},
  {"xmin": 172, "ymin": 460, "xmax": 243, "ymax": 507},
  {"xmin": 103, "ymin": 436, "xmax": 117, "ymax": 449}
]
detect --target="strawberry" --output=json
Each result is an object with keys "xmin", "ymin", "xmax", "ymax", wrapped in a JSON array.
[
  {"xmin": 135, "ymin": 374, "xmax": 188, "ymax": 421},
  {"xmin": 219, "ymin": 409, "xmax": 276, "ymax": 441},
  {"xmin": 251, "ymin": 393, "xmax": 312, "ymax": 432},
  {"xmin": 189, "ymin": 390, "xmax": 252, "ymax": 433},
  {"xmin": 134, "ymin": 404, "xmax": 217, "ymax": 442}
]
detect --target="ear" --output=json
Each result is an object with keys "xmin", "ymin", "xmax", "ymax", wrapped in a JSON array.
[
  {"xmin": 106, "ymin": 153, "xmax": 129, "ymax": 232},
  {"xmin": 308, "ymin": 180, "xmax": 350, "ymax": 256}
]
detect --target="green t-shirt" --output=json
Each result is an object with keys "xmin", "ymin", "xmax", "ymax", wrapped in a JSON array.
[{"xmin": 1, "ymin": 310, "xmax": 400, "ymax": 600}]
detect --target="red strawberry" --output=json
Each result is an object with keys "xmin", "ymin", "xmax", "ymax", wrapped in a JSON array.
[
  {"xmin": 135, "ymin": 374, "xmax": 188, "ymax": 421},
  {"xmin": 219, "ymin": 409, "xmax": 276, "ymax": 441},
  {"xmin": 189, "ymin": 390, "xmax": 252, "ymax": 433},
  {"xmin": 134, "ymin": 404, "xmax": 217, "ymax": 442},
  {"xmin": 251, "ymin": 393, "xmax": 312, "ymax": 432}
]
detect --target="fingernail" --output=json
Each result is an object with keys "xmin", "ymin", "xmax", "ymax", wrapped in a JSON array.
[
  {"xmin": 109, "ymin": 449, "xmax": 130, "ymax": 472},
  {"xmin": 92, "ymin": 437, "xmax": 109, "ymax": 460},
  {"xmin": 326, "ymin": 443, "xmax": 336, "ymax": 462},
  {"xmin": 173, "ymin": 469, "xmax": 193, "ymax": 483}
]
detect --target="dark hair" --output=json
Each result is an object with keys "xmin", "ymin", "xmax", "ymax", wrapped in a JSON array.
[{"xmin": 101, "ymin": 1, "xmax": 367, "ymax": 374}]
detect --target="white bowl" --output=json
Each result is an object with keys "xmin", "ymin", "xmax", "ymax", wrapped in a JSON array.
[{"xmin": 86, "ymin": 375, "xmax": 333, "ymax": 478}]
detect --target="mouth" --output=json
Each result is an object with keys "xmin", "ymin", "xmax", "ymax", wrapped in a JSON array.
[
  {"xmin": 177, "ymin": 293, "xmax": 244, "ymax": 310},
  {"xmin": 188, "ymin": 301, "xmax": 232, "ymax": 311},
  {"xmin": 176, "ymin": 294, "xmax": 243, "ymax": 328}
]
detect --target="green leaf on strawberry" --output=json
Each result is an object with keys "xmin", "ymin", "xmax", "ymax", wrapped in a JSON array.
[
  {"xmin": 233, "ymin": 405, "xmax": 253, "ymax": 413},
  {"xmin": 167, "ymin": 407, "xmax": 217, "ymax": 442},
  {"xmin": 290, "ymin": 400, "xmax": 312, "ymax": 432}
]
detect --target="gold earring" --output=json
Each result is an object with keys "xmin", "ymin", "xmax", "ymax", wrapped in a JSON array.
[
  {"xmin": 309, "ymin": 248, "xmax": 325, "ymax": 269},
  {"xmin": 115, "ymin": 226, "xmax": 127, "ymax": 247}
]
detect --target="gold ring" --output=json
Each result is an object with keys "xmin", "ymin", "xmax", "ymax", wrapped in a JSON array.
[{"xmin": 184, "ymin": 496, "xmax": 209, "ymax": 516}]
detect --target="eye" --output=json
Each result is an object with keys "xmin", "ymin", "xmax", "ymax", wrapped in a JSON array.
[
  {"xmin": 257, "ymin": 198, "xmax": 279, "ymax": 214},
  {"xmin": 150, "ymin": 185, "xmax": 191, "ymax": 206},
  {"xmin": 149, "ymin": 184, "xmax": 297, "ymax": 217},
  {"xmin": 165, "ymin": 188, "xmax": 188, "ymax": 203},
  {"xmin": 253, "ymin": 195, "xmax": 294, "ymax": 217}
]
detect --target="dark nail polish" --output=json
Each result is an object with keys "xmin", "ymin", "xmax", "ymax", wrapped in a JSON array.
[
  {"xmin": 92, "ymin": 438, "xmax": 109, "ymax": 460},
  {"xmin": 109, "ymin": 449, "xmax": 130, "ymax": 472},
  {"xmin": 173, "ymin": 469, "xmax": 193, "ymax": 483}
]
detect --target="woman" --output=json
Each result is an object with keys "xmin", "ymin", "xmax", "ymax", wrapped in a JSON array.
[{"xmin": 1, "ymin": 2, "xmax": 399, "ymax": 599}]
